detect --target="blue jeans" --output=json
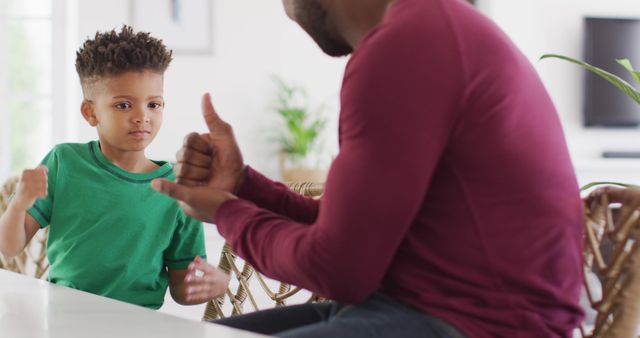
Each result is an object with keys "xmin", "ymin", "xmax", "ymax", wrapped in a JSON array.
[{"xmin": 213, "ymin": 293, "xmax": 467, "ymax": 338}]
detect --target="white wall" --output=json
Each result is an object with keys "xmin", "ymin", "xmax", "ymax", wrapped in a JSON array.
[
  {"xmin": 73, "ymin": 0, "xmax": 345, "ymax": 180},
  {"xmin": 480, "ymin": 0, "xmax": 640, "ymax": 185}
]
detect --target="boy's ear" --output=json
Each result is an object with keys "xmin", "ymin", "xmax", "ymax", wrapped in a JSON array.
[{"xmin": 81, "ymin": 100, "xmax": 97, "ymax": 126}]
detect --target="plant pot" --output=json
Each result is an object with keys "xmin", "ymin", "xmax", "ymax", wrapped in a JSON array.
[
  {"xmin": 280, "ymin": 153, "xmax": 327, "ymax": 182},
  {"xmin": 281, "ymin": 167, "xmax": 326, "ymax": 183}
]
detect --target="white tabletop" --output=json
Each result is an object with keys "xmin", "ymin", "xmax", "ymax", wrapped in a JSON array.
[{"xmin": 0, "ymin": 268, "xmax": 270, "ymax": 338}]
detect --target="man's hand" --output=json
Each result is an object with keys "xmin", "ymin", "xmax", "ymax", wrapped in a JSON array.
[
  {"xmin": 152, "ymin": 92, "xmax": 246, "ymax": 222},
  {"xmin": 174, "ymin": 93, "xmax": 245, "ymax": 193},
  {"xmin": 151, "ymin": 179, "xmax": 236, "ymax": 223},
  {"xmin": 13, "ymin": 166, "xmax": 48, "ymax": 210}
]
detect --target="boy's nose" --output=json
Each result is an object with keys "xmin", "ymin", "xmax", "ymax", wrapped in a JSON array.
[{"xmin": 132, "ymin": 109, "xmax": 150, "ymax": 124}]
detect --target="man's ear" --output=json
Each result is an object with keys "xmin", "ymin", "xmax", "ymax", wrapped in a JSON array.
[{"xmin": 81, "ymin": 100, "xmax": 97, "ymax": 126}]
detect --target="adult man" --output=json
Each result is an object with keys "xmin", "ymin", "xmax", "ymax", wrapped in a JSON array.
[{"xmin": 152, "ymin": 0, "xmax": 584, "ymax": 337}]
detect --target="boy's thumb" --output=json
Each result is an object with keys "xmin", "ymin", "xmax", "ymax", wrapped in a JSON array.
[{"xmin": 151, "ymin": 179, "xmax": 188, "ymax": 202}]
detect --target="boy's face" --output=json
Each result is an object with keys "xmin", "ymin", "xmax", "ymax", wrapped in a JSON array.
[{"xmin": 81, "ymin": 70, "xmax": 164, "ymax": 156}]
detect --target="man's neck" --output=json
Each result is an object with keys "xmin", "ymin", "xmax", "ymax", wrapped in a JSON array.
[{"xmin": 336, "ymin": 0, "xmax": 395, "ymax": 49}]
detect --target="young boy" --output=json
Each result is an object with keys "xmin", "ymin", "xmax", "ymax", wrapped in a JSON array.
[{"xmin": 0, "ymin": 26, "xmax": 229, "ymax": 309}]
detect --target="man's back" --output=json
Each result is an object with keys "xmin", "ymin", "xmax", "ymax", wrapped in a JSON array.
[{"xmin": 338, "ymin": 0, "xmax": 583, "ymax": 336}]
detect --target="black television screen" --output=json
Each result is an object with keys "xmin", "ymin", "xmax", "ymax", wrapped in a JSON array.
[{"xmin": 583, "ymin": 17, "xmax": 640, "ymax": 127}]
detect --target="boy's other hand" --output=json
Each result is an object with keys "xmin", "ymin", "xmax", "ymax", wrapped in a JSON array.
[
  {"xmin": 183, "ymin": 256, "xmax": 230, "ymax": 303},
  {"xmin": 174, "ymin": 93, "xmax": 246, "ymax": 194},
  {"xmin": 13, "ymin": 166, "xmax": 48, "ymax": 210}
]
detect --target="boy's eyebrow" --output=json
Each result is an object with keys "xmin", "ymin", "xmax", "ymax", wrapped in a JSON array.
[
  {"xmin": 112, "ymin": 95, "xmax": 134, "ymax": 100},
  {"xmin": 111, "ymin": 95, "xmax": 164, "ymax": 100}
]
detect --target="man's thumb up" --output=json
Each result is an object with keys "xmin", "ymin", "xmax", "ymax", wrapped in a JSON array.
[{"xmin": 202, "ymin": 93, "xmax": 222, "ymax": 133}]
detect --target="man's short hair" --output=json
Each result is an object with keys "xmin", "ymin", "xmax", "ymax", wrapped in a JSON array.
[{"xmin": 75, "ymin": 25, "xmax": 172, "ymax": 86}]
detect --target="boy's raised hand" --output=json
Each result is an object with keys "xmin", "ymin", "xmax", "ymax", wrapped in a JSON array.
[{"xmin": 13, "ymin": 166, "xmax": 48, "ymax": 210}]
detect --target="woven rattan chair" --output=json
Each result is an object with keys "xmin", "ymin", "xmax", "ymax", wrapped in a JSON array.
[
  {"xmin": 202, "ymin": 181, "xmax": 324, "ymax": 321},
  {"xmin": 0, "ymin": 176, "xmax": 49, "ymax": 279},
  {"xmin": 581, "ymin": 185, "xmax": 640, "ymax": 337}
]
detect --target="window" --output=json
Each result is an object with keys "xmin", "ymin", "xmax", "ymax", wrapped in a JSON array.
[{"xmin": 0, "ymin": 0, "xmax": 70, "ymax": 183}]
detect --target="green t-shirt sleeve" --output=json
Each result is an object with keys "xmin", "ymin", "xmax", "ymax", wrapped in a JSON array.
[
  {"xmin": 27, "ymin": 147, "xmax": 59, "ymax": 228},
  {"xmin": 164, "ymin": 213, "xmax": 207, "ymax": 269}
]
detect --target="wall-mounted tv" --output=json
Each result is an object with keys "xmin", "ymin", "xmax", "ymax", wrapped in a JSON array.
[{"xmin": 583, "ymin": 17, "xmax": 640, "ymax": 127}]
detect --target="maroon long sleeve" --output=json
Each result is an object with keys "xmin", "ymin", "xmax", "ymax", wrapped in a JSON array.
[{"xmin": 216, "ymin": 0, "xmax": 584, "ymax": 337}]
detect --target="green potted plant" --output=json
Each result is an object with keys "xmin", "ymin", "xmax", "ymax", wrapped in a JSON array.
[
  {"xmin": 540, "ymin": 54, "xmax": 640, "ymax": 190},
  {"xmin": 270, "ymin": 76, "xmax": 327, "ymax": 182},
  {"xmin": 540, "ymin": 54, "xmax": 640, "ymax": 104}
]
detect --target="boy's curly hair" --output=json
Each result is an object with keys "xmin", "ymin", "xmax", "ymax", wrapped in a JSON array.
[{"xmin": 75, "ymin": 25, "xmax": 172, "ymax": 85}]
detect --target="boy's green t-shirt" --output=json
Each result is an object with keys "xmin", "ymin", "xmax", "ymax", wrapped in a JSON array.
[{"xmin": 27, "ymin": 141, "xmax": 207, "ymax": 309}]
